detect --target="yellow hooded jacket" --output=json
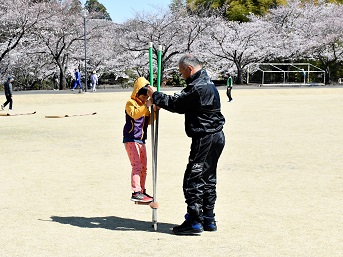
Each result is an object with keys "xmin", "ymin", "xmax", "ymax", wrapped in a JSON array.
[{"xmin": 123, "ymin": 77, "xmax": 152, "ymax": 143}]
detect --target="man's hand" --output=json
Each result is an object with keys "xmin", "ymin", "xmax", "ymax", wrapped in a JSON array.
[
  {"xmin": 153, "ymin": 105, "xmax": 161, "ymax": 111},
  {"xmin": 145, "ymin": 98, "xmax": 153, "ymax": 108},
  {"xmin": 147, "ymin": 86, "xmax": 157, "ymax": 97}
]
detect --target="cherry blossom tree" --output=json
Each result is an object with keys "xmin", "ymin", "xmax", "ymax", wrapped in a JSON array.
[
  {"xmin": 2, "ymin": 0, "xmax": 342, "ymax": 87},
  {"xmin": 0, "ymin": 0, "xmax": 52, "ymax": 78},
  {"xmin": 200, "ymin": 0, "xmax": 342, "ymax": 84},
  {"xmin": 30, "ymin": 1, "xmax": 87, "ymax": 89},
  {"xmin": 115, "ymin": 7, "xmax": 212, "ymax": 81},
  {"xmin": 200, "ymin": 15, "xmax": 274, "ymax": 84},
  {"xmin": 263, "ymin": 0, "xmax": 343, "ymax": 83},
  {"xmin": 300, "ymin": 2, "xmax": 343, "ymax": 83},
  {"xmin": 8, "ymin": 47, "xmax": 56, "ymax": 90},
  {"xmin": 84, "ymin": 19, "xmax": 120, "ymax": 80}
]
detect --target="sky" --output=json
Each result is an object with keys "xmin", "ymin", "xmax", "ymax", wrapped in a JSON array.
[{"xmin": 80, "ymin": 0, "xmax": 173, "ymax": 23}]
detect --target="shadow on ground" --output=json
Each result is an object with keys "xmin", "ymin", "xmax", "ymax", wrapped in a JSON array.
[{"xmin": 49, "ymin": 216, "xmax": 176, "ymax": 234}]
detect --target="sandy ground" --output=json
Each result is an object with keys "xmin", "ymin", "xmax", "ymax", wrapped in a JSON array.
[{"xmin": 0, "ymin": 86, "xmax": 342, "ymax": 257}]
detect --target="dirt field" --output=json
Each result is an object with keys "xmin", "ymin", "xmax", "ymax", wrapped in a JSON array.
[{"xmin": 0, "ymin": 86, "xmax": 342, "ymax": 257}]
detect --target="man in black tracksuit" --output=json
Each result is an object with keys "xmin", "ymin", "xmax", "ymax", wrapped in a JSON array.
[{"xmin": 147, "ymin": 54, "xmax": 225, "ymax": 235}]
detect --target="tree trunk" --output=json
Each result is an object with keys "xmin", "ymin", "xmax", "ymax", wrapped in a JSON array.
[
  {"xmin": 235, "ymin": 64, "xmax": 244, "ymax": 84},
  {"xmin": 59, "ymin": 70, "xmax": 67, "ymax": 90}
]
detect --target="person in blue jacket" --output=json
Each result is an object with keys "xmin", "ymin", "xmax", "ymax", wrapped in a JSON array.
[{"xmin": 71, "ymin": 69, "xmax": 83, "ymax": 91}]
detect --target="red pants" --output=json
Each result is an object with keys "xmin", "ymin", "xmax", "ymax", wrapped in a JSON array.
[{"xmin": 124, "ymin": 142, "xmax": 147, "ymax": 192}]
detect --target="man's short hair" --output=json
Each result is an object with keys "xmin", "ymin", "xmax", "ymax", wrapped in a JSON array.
[{"xmin": 178, "ymin": 54, "xmax": 202, "ymax": 69}]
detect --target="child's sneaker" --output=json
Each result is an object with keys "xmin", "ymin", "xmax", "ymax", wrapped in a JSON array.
[
  {"xmin": 1, "ymin": 105, "xmax": 4, "ymax": 110},
  {"xmin": 202, "ymin": 215, "xmax": 217, "ymax": 232},
  {"xmin": 142, "ymin": 189, "xmax": 153, "ymax": 199},
  {"xmin": 172, "ymin": 214, "xmax": 203, "ymax": 235},
  {"xmin": 131, "ymin": 192, "xmax": 153, "ymax": 203}
]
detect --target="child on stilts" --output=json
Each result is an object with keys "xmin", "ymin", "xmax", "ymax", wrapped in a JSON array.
[{"xmin": 123, "ymin": 77, "xmax": 154, "ymax": 203}]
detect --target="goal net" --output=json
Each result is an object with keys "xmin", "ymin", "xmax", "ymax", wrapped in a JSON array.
[{"xmin": 247, "ymin": 63, "xmax": 325, "ymax": 86}]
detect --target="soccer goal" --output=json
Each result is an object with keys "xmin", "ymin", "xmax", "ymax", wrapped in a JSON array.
[{"xmin": 247, "ymin": 63, "xmax": 325, "ymax": 86}]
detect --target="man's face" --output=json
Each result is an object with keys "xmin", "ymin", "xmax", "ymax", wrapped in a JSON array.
[{"xmin": 179, "ymin": 64, "xmax": 192, "ymax": 79}]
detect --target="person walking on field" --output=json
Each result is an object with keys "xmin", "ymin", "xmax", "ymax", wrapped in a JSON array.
[
  {"xmin": 147, "ymin": 54, "xmax": 226, "ymax": 235},
  {"xmin": 123, "ymin": 77, "xmax": 155, "ymax": 203},
  {"xmin": 1, "ymin": 76, "xmax": 14, "ymax": 111},
  {"xmin": 226, "ymin": 73, "xmax": 233, "ymax": 102},
  {"xmin": 71, "ymin": 68, "xmax": 83, "ymax": 91},
  {"xmin": 90, "ymin": 71, "xmax": 98, "ymax": 92}
]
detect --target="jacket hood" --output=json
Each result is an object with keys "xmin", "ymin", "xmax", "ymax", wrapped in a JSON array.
[{"xmin": 131, "ymin": 77, "xmax": 150, "ymax": 99}]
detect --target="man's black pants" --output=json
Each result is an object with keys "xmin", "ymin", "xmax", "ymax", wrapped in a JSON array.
[
  {"xmin": 183, "ymin": 130, "xmax": 225, "ymax": 218},
  {"xmin": 3, "ymin": 95, "xmax": 13, "ymax": 110}
]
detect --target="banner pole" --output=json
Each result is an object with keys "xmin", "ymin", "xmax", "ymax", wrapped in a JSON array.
[
  {"xmin": 148, "ymin": 42, "xmax": 158, "ymax": 231},
  {"xmin": 148, "ymin": 42, "xmax": 154, "ymax": 151},
  {"xmin": 151, "ymin": 45, "xmax": 162, "ymax": 231},
  {"xmin": 149, "ymin": 42, "xmax": 154, "ymax": 87},
  {"xmin": 157, "ymin": 45, "xmax": 162, "ymax": 92},
  {"xmin": 148, "ymin": 42, "xmax": 155, "ymax": 161}
]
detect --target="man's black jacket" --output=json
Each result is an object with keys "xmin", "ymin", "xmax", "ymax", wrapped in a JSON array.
[{"xmin": 152, "ymin": 69, "xmax": 225, "ymax": 138}]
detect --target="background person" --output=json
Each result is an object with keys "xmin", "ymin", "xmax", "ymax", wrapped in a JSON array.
[
  {"xmin": 90, "ymin": 71, "xmax": 98, "ymax": 92},
  {"xmin": 226, "ymin": 73, "xmax": 233, "ymax": 102},
  {"xmin": 1, "ymin": 76, "xmax": 14, "ymax": 111},
  {"xmin": 71, "ymin": 69, "xmax": 83, "ymax": 91},
  {"xmin": 53, "ymin": 73, "xmax": 59, "ymax": 90}
]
